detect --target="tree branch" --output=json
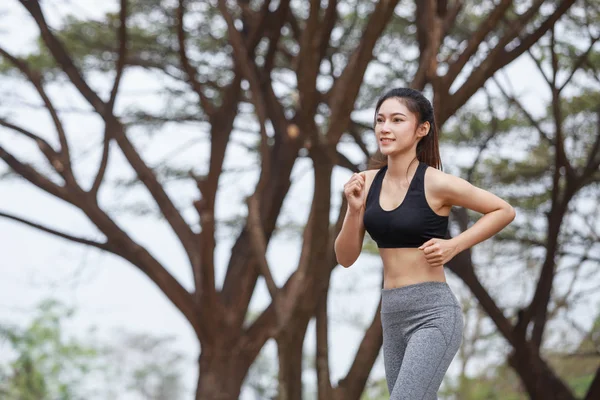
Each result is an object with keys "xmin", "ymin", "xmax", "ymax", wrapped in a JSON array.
[
  {"xmin": 413, "ymin": 0, "xmax": 444, "ymax": 90},
  {"xmin": 444, "ymin": 0, "xmax": 513, "ymax": 87},
  {"xmin": 527, "ymin": 47, "xmax": 553, "ymax": 87},
  {"xmin": 445, "ymin": 209, "xmax": 516, "ymax": 342},
  {"xmin": 548, "ymin": 27, "xmax": 574, "ymax": 177},
  {"xmin": 257, "ymin": 0, "xmax": 287, "ymax": 73},
  {"xmin": 89, "ymin": 0, "xmax": 131, "ymax": 198},
  {"xmin": 219, "ymin": 46, "xmax": 301, "ymax": 335},
  {"xmin": 442, "ymin": 0, "xmax": 576, "ymax": 123},
  {"xmin": 112, "ymin": 122, "xmax": 199, "ymax": 257},
  {"xmin": 517, "ymin": 55, "xmax": 574, "ymax": 347},
  {"xmin": 316, "ymin": 287, "xmax": 332, "ymax": 400},
  {"xmin": 327, "ymin": 0, "xmax": 401, "ymax": 143},
  {"xmin": 295, "ymin": 149, "xmax": 333, "ymax": 276},
  {"xmin": 335, "ymin": 150, "xmax": 361, "ymax": 173},
  {"xmin": 188, "ymin": 75, "xmax": 241, "ymax": 307},
  {"xmin": 218, "ymin": 0, "xmax": 273, "ymax": 207},
  {"xmin": 217, "ymin": 0, "xmax": 269, "ymax": 143},
  {"xmin": 296, "ymin": 0, "xmax": 323, "ymax": 121},
  {"xmin": 505, "ymin": 0, "xmax": 577, "ymax": 65},
  {"xmin": 286, "ymin": 8, "xmax": 302, "ymax": 43},
  {"xmin": 0, "ymin": 211, "xmax": 110, "ymax": 251},
  {"xmin": 333, "ymin": 302, "xmax": 383, "ymax": 400},
  {"xmin": 581, "ymin": 108, "xmax": 600, "ymax": 180},
  {"xmin": 14, "ymin": 0, "xmax": 205, "ymax": 274},
  {"xmin": 0, "ymin": 145, "xmax": 69, "ymax": 201},
  {"xmin": 0, "ymin": 46, "xmax": 73, "ymax": 177},
  {"xmin": 89, "ymin": 123, "xmax": 112, "ymax": 198},
  {"xmin": 493, "ymin": 76, "xmax": 552, "ymax": 144},
  {"xmin": 318, "ymin": 0, "xmax": 338, "ymax": 64},
  {"xmin": 242, "ymin": 298, "xmax": 277, "ymax": 355},
  {"xmin": 177, "ymin": 0, "xmax": 215, "ymax": 116},
  {"xmin": 100, "ymin": 224, "xmax": 203, "ymax": 341},
  {"xmin": 107, "ymin": 0, "xmax": 128, "ymax": 112},
  {"xmin": 441, "ymin": 0, "xmax": 463, "ymax": 38},
  {"xmin": 466, "ymin": 88, "xmax": 500, "ymax": 182},
  {"xmin": 0, "ymin": 118, "xmax": 60, "ymax": 168},
  {"xmin": 559, "ymin": 35, "xmax": 600, "ymax": 91},
  {"xmin": 346, "ymin": 123, "xmax": 371, "ymax": 160},
  {"xmin": 18, "ymin": 0, "xmax": 107, "ymax": 114},
  {"xmin": 246, "ymin": 193, "xmax": 279, "ymax": 301},
  {"xmin": 529, "ymin": 158, "xmax": 570, "ymax": 350},
  {"xmin": 2, "ymin": 147, "xmax": 204, "ymax": 341}
]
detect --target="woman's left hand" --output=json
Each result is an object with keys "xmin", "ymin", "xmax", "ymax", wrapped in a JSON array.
[{"xmin": 418, "ymin": 239, "xmax": 458, "ymax": 268}]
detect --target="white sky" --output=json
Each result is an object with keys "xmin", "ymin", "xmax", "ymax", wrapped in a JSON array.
[{"xmin": 1, "ymin": 1, "xmax": 598, "ymax": 399}]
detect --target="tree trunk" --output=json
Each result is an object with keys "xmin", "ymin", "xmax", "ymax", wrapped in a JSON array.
[
  {"xmin": 277, "ymin": 318, "xmax": 311, "ymax": 400},
  {"xmin": 196, "ymin": 345, "xmax": 251, "ymax": 400},
  {"xmin": 508, "ymin": 344, "xmax": 575, "ymax": 400}
]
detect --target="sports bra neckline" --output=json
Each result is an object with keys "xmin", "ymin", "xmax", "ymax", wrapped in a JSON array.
[
  {"xmin": 363, "ymin": 160, "xmax": 448, "ymax": 248},
  {"xmin": 376, "ymin": 162, "xmax": 424, "ymax": 213}
]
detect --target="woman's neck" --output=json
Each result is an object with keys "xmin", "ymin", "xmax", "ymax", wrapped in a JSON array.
[{"xmin": 386, "ymin": 154, "xmax": 419, "ymax": 183}]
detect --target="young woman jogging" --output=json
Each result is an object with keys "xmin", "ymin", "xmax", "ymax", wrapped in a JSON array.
[{"xmin": 334, "ymin": 87, "xmax": 515, "ymax": 399}]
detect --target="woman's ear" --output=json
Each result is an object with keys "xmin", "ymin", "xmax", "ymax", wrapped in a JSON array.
[{"xmin": 418, "ymin": 121, "xmax": 430, "ymax": 138}]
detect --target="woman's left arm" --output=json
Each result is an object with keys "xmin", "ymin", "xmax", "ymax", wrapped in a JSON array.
[{"xmin": 419, "ymin": 171, "xmax": 516, "ymax": 267}]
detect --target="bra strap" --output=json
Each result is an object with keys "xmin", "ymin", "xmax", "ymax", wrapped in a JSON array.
[
  {"xmin": 416, "ymin": 161, "xmax": 426, "ymax": 179},
  {"xmin": 366, "ymin": 166, "xmax": 386, "ymax": 204},
  {"xmin": 413, "ymin": 161, "xmax": 427, "ymax": 194}
]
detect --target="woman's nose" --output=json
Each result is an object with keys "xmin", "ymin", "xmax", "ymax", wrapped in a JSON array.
[{"xmin": 381, "ymin": 120, "xmax": 391, "ymax": 132}]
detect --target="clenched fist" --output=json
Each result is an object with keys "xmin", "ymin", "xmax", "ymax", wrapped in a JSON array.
[
  {"xmin": 344, "ymin": 172, "xmax": 366, "ymax": 213},
  {"xmin": 418, "ymin": 238, "xmax": 458, "ymax": 268}
]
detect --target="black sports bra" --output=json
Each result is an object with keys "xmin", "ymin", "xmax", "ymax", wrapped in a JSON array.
[{"xmin": 363, "ymin": 162, "xmax": 449, "ymax": 248}]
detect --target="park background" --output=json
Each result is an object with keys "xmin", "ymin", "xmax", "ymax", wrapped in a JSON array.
[{"xmin": 0, "ymin": 0, "xmax": 599, "ymax": 399}]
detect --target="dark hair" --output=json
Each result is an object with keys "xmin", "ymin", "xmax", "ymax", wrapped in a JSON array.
[{"xmin": 368, "ymin": 87, "xmax": 442, "ymax": 170}]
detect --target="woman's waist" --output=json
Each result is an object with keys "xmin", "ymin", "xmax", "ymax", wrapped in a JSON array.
[
  {"xmin": 380, "ymin": 281, "xmax": 460, "ymax": 313},
  {"xmin": 379, "ymin": 247, "xmax": 439, "ymax": 274},
  {"xmin": 379, "ymin": 246, "xmax": 428, "ymax": 261}
]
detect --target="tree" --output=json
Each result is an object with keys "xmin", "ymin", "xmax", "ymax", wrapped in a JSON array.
[
  {"xmin": 439, "ymin": 310, "xmax": 600, "ymax": 399},
  {"xmin": 0, "ymin": 299, "xmax": 98, "ymax": 400},
  {"xmin": 0, "ymin": 299, "xmax": 188, "ymax": 400},
  {"xmin": 102, "ymin": 330, "xmax": 188, "ymax": 400},
  {"xmin": 0, "ymin": 0, "xmax": 588, "ymax": 399},
  {"xmin": 439, "ymin": 3, "xmax": 600, "ymax": 395}
]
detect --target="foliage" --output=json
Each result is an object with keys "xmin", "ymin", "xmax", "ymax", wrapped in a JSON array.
[
  {"xmin": 0, "ymin": 299, "xmax": 99, "ymax": 400},
  {"xmin": 0, "ymin": 299, "xmax": 188, "ymax": 400}
]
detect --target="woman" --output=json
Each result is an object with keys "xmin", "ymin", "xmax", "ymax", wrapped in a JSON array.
[{"xmin": 334, "ymin": 87, "xmax": 515, "ymax": 399}]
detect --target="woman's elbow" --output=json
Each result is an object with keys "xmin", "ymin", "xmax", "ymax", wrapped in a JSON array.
[
  {"xmin": 334, "ymin": 249, "xmax": 348, "ymax": 267},
  {"xmin": 334, "ymin": 232, "xmax": 364, "ymax": 267},
  {"xmin": 499, "ymin": 204, "xmax": 516, "ymax": 228},
  {"xmin": 334, "ymin": 244, "xmax": 356, "ymax": 268},
  {"xmin": 506, "ymin": 204, "xmax": 516, "ymax": 223},
  {"xmin": 336, "ymin": 256, "xmax": 354, "ymax": 268}
]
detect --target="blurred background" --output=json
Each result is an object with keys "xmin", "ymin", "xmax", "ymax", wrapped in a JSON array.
[{"xmin": 0, "ymin": 0, "xmax": 599, "ymax": 399}]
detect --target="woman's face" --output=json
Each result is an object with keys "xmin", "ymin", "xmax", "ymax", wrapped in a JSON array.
[{"xmin": 375, "ymin": 98, "xmax": 427, "ymax": 156}]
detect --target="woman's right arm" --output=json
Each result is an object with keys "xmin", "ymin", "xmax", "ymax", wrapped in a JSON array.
[
  {"xmin": 334, "ymin": 206, "xmax": 366, "ymax": 267},
  {"xmin": 334, "ymin": 172, "xmax": 368, "ymax": 268}
]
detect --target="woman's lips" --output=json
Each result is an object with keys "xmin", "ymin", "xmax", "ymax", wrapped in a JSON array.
[{"xmin": 380, "ymin": 138, "xmax": 395, "ymax": 145}]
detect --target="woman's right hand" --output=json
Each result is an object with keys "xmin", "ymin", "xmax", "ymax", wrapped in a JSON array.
[{"xmin": 343, "ymin": 172, "xmax": 366, "ymax": 213}]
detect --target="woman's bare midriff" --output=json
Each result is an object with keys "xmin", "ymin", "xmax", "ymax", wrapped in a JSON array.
[{"xmin": 379, "ymin": 247, "xmax": 446, "ymax": 289}]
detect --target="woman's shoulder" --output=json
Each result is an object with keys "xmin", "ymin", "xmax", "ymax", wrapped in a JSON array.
[
  {"xmin": 423, "ymin": 164, "xmax": 447, "ymax": 179},
  {"xmin": 359, "ymin": 169, "xmax": 380, "ymax": 198},
  {"xmin": 359, "ymin": 168, "xmax": 380, "ymax": 178},
  {"xmin": 359, "ymin": 168, "xmax": 381, "ymax": 184},
  {"xmin": 424, "ymin": 165, "xmax": 469, "ymax": 194}
]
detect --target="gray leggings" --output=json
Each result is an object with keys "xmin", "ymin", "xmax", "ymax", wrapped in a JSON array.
[{"xmin": 381, "ymin": 281, "xmax": 463, "ymax": 399}]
